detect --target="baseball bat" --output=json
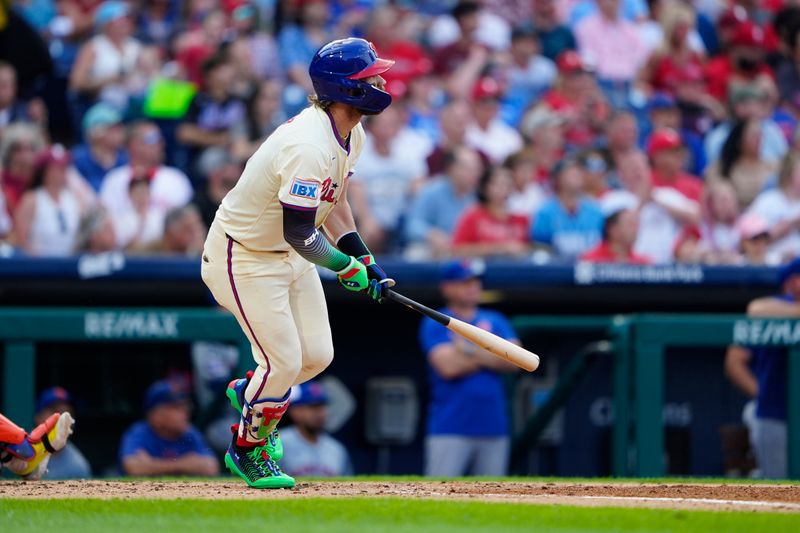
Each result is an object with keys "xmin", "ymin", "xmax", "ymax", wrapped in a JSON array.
[{"xmin": 385, "ymin": 289, "xmax": 540, "ymax": 372}]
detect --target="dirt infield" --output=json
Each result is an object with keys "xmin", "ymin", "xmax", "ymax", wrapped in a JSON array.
[{"xmin": 2, "ymin": 480, "xmax": 800, "ymax": 512}]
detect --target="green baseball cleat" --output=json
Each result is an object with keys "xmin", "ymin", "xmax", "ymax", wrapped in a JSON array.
[
  {"xmin": 224, "ymin": 436, "xmax": 295, "ymax": 489},
  {"xmin": 226, "ymin": 373, "xmax": 284, "ymax": 461}
]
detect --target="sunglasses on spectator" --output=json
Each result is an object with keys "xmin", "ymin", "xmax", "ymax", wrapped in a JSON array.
[{"xmin": 139, "ymin": 130, "xmax": 163, "ymax": 145}]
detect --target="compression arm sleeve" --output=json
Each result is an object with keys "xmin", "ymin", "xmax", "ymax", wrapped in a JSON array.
[{"xmin": 282, "ymin": 204, "xmax": 351, "ymax": 272}]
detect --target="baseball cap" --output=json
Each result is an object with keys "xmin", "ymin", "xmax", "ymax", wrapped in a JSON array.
[
  {"xmin": 737, "ymin": 213, "xmax": 770, "ymax": 240},
  {"xmin": 441, "ymin": 260, "xmax": 485, "ymax": 282},
  {"xmin": 95, "ymin": 1, "xmax": 130, "ymax": 27},
  {"xmin": 472, "ymin": 77, "xmax": 502, "ymax": 101},
  {"xmin": 779, "ymin": 257, "xmax": 800, "ymax": 286},
  {"xmin": 731, "ymin": 21, "xmax": 765, "ymax": 48},
  {"xmin": 36, "ymin": 386, "xmax": 73, "ymax": 413},
  {"xmin": 144, "ymin": 379, "xmax": 190, "ymax": 412},
  {"xmin": 557, "ymin": 50, "xmax": 591, "ymax": 74},
  {"xmin": 82, "ymin": 103, "xmax": 123, "ymax": 134},
  {"xmin": 647, "ymin": 128, "xmax": 683, "ymax": 156},
  {"xmin": 290, "ymin": 380, "xmax": 329, "ymax": 406},
  {"xmin": 718, "ymin": 7, "xmax": 748, "ymax": 30},
  {"xmin": 647, "ymin": 92, "xmax": 677, "ymax": 111},
  {"xmin": 36, "ymin": 144, "xmax": 70, "ymax": 170}
]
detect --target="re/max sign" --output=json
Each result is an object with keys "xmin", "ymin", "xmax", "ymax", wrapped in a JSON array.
[
  {"xmin": 733, "ymin": 320, "xmax": 800, "ymax": 346},
  {"xmin": 84, "ymin": 312, "xmax": 179, "ymax": 339}
]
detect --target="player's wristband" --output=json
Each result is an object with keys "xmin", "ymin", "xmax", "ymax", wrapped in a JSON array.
[{"xmin": 336, "ymin": 231, "xmax": 371, "ymax": 258}]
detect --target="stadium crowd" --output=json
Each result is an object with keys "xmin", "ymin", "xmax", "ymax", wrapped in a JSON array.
[{"xmin": 3, "ymin": 0, "xmax": 800, "ymax": 264}]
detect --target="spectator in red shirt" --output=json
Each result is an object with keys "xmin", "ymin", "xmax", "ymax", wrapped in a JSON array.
[
  {"xmin": 639, "ymin": 4, "xmax": 706, "ymax": 98},
  {"xmin": 705, "ymin": 21, "xmax": 775, "ymax": 105},
  {"xmin": 648, "ymin": 128, "xmax": 704, "ymax": 203},
  {"xmin": 433, "ymin": 1, "xmax": 490, "ymax": 99},
  {"xmin": 536, "ymin": 50, "xmax": 610, "ymax": 149},
  {"xmin": 452, "ymin": 165, "xmax": 530, "ymax": 258},
  {"xmin": 580, "ymin": 207, "xmax": 651, "ymax": 264}
]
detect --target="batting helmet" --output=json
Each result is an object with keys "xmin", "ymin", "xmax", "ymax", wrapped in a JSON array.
[{"xmin": 309, "ymin": 38, "xmax": 395, "ymax": 114}]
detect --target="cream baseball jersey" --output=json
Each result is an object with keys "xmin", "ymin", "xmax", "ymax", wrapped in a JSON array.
[{"xmin": 215, "ymin": 105, "xmax": 365, "ymax": 252}]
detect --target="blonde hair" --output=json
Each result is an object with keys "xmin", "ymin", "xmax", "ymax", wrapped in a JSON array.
[
  {"xmin": 308, "ymin": 94, "xmax": 333, "ymax": 110},
  {"xmin": 660, "ymin": 3, "xmax": 696, "ymax": 52},
  {"xmin": 0, "ymin": 122, "xmax": 46, "ymax": 169},
  {"xmin": 779, "ymin": 150, "xmax": 800, "ymax": 190}
]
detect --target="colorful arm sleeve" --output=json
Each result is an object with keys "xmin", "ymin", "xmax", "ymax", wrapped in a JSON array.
[{"xmin": 282, "ymin": 204, "xmax": 351, "ymax": 272}]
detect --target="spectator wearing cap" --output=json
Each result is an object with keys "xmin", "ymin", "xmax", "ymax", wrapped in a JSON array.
[
  {"xmin": 574, "ymin": 0, "xmax": 648, "ymax": 107},
  {"xmin": 465, "ymin": 77, "xmax": 523, "ymax": 165},
  {"xmin": 724, "ymin": 257, "xmax": 800, "ymax": 478},
  {"xmin": 71, "ymin": 102, "xmax": 128, "ymax": 192},
  {"xmin": 749, "ymin": 151, "xmax": 800, "ymax": 263},
  {"xmin": 737, "ymin": 213, "xmax": 772, "ymax": 265},
  {"xmin": 644, "ymin": 92, "xmax": 706, "ymax": 176},
  {"xmin": 566, "ymin": 0, "xmax": 649, "ymax": 27},
  {"xmin": 34, "ymin": 387, "xmax": 91, "ymax": 479},
  {"xmin": 704, "ymin": 84, "xmax": 788, "ymax": 166},
  {"xmin": 531, "ymin": 0, "xmax": 576, "ymax": 61},
  {"xmin": 452, "ymin": 165, "xmax": 530, "ymax": 258},
  {"xmin": 405, "ymin": 146, "xmax": 481, "ymax": 260},
  {"xmin": 69, "ymin": 1, "xmax": 142, "ymax": 112},
  {"xmin": 349, "ymin": 106, "xmax": 430, "ymax": 253},
  {"xmin": 648, "ymin": 128, "xmax": 704, "ymax": 204},
  {"xmin": 578, "ymin": 147, "xmax": 611, "ymax": 199},
  {"xmin": 501, "ymin": 27, "xmax": 557, "ymax": 126},
  {"xmin": 192, "ymin": 147, "xmax": 243, "ymax": 230},
  {"xmin": 101, "ymin": 121, "xmax": 193, "ymax": 223},
  {"xmin": 14, "ymin": 145, "xmax": 87, "ymax": 257},
  {"xmin": 419, "ymin": 260, "xmax": 519, "ymax": 477},
  {"xmin": 705, "ymin": 118, "xmax": 777, "ymax": 210},
  {"xmin": 532, "ymin": 158, "xmax": 603, "ymax": 259},
  {"xmin": 537, "ymin": 50, "xmax": 609, "ymax": 149},
  {"xmin": 705, "ymin": 21, "xmax": 775, "ymax": 105},
  {"xmin": 176, "ymin": 54, "xmax": 246, "ymax": 175},
  {"xmin": 228, "ymin": 2, "xmax": 283, "ymax": 83},
  {"xmin": 119, "ymin": 379, "xmax": 219, "ymax": 477},
  {"xmin": 519, "ymin": 108, "xmax": 567, "ymax": 184},
  {"xmin": 279, "ymin": 380, "xmax": 352, "ymax": 478},
  {"xmin": 580, "ymin": 204, "xmax": 650, "ymax": 264}
]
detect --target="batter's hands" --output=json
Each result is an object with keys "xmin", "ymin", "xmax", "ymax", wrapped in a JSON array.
[
  {"xmin": 335, "ymin": 256, "xmax": 369, "ymax": 292},
  {"xmin": 358, "ymin": 254, "xmax": 395, "ymax": 303}
]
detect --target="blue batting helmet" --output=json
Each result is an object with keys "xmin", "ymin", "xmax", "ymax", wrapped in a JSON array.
[{"xmin": 309, "ymin": 38, "xmax": 395, "ymax": 114}]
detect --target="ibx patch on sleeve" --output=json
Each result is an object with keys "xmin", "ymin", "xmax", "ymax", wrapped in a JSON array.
[{"xmin": 289, "ymin": 178, "xmax": 320, "ymax": 200}]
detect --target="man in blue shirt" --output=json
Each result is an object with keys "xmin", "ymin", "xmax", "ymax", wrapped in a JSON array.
[
  {"xmin": 725, "ymin": 258, "xmax": 800, "ymax": 478},
  {"xmin": 532, "ymin": 158, "xmax": 604, "ymax": 259},
  {"xmin": 34, "ymin": 387, "xmax": 91, "ymax": 479},
  {"xmin": 70, "ymin": 103, "xmax": 128, "ymax": 191},
  {"xmin": 119, "ymin": 379, "xmax": 219, "ymax": 477},
  {"xmin": 419, "ymin": 260, "xmax": 519, "ymax": 476},
  {"xmin": 405, "ymin": 146, "xmax": 481, "ymax": 259}
]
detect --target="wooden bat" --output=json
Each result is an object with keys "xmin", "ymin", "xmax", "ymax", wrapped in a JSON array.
[{"xmin": 385, "ymin": 289, "xmax": 540, "ymax": 372}]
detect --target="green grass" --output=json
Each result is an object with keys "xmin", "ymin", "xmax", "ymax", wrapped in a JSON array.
[{"xmin": 1, "ymin": 498, "xmax": 799, "ymax": 533}]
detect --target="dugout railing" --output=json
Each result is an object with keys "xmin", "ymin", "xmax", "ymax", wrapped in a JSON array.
[{"xmin": 2, "ymin": 309, "xmax": 799, "ymax": 478}]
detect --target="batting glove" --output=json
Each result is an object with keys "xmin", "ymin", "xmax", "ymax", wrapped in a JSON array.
[
  {"xmin": 335, "ymin": 256, "xmax": 369, "ymax": 292},
  {"xmin": 358, "ymin": 254, "xmax": 395, "ymax": 303}
]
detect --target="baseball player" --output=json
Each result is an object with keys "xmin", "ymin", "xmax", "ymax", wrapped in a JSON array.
[{"xmin": 201, "ymin": 38, "xmax": 395, "ymax": 489}]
